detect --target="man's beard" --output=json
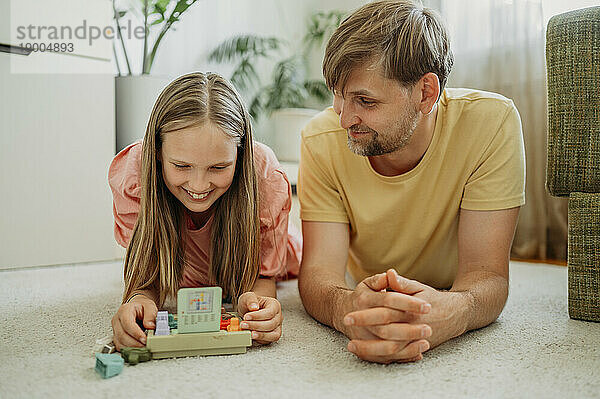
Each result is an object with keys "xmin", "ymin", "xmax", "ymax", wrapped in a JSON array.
[{"xmin": 347, "ymin": 107, "xmax": 419, "ymax": 157}]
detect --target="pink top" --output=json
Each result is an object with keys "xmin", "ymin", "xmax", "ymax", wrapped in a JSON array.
[{"xmin": 108, "ymin": 141, "xmax": 302, "ymax": 287}]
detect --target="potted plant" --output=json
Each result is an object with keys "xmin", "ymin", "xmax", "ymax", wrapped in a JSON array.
[
  {"xmin": 209, "ymin": 10, "xmax": 345, "ymax": 162},
  {"xmin": 112, "ymin": 0, "xmax": 201, "ymax": 152}
]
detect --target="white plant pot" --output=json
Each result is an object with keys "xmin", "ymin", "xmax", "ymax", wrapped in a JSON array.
[
  {"xmin": 115, "ymin": 75, "xmax": 171, "ymax": 153},
  {"xmin": 269, "ymin": 108, "xmax": 320, "ymax": 163}
]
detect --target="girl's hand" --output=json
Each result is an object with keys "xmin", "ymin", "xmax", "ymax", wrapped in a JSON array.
[
  {"xmin": 111, "ymin": 295, "xmax": 158, "ymax": 351},
  {"xmin": 237, "ymin": 292, "xmax": 282, "ymax": 344}
]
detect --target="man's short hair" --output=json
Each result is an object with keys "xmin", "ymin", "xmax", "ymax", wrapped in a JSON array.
[{"xmin": 323, "ymin": 0, "xmax": 454, "ymax": 94}]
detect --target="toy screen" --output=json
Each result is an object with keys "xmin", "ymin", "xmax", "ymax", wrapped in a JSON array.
[{"xmin": 187, "ymin": 291, "xmax": 213, "ymax": 313}]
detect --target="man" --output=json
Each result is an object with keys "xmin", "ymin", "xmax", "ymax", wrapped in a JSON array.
[{"xmin": 297, "ymin": 0, "xmax": 525, "ymax": 364}]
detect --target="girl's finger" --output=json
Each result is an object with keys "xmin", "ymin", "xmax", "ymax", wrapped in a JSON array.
[
  {"xmin": 238, "ymin": 292, "xmax": 260, "ymax": 314},
  {"xmin": 251, "ymin": 326, "xmax": 282, "ymax": 344},
  {"xmin": 112, "ymin": 321, "xmax": 145, "ymax": 351},
  {"xmin": 119, "ymin": 305, "xmax": 147, "ymax": 343},
  {"xmin": 241, "ymin": 314, "xmax": 282, "ymax": 332},
  {"xmin": 244, "ymin": 299, "xmax": 279, "ymax": 321}
]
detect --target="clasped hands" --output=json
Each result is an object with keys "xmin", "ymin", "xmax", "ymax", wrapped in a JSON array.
[{"xmin": 340, "ymin": 269, "xmax": 436, "ymax": 364}]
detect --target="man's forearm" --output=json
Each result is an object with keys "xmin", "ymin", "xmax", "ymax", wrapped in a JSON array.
[
  {"xmin": 298, "ymin": 267, "xmax": 353, "ymax": 335},
  {"xmin": 450, "ymin": 270, "xmax": 509, "ymax": 333}
]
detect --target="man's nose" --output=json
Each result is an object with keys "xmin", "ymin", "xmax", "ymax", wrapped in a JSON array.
[{"xmin": 338, "ymin": 102, "xmax": 360, "ymax": 130}]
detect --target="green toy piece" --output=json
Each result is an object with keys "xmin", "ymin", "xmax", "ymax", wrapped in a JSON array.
[
  {"xmin": 95, "ymin": 353, "xmax": 124, "ymax": 379},
  {"xmin": 168, "ymin": 313, "xmax": 177, "ymax": 329},
  {"xmin": 120, "ymin": 347, "xmax": 152, "ymax": 365}
]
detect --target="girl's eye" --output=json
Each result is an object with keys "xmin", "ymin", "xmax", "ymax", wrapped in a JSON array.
[
  {"xmin": 211, "ymin": 166, "xmax": 228, "ymax": 170},
  {"xmin": 173, "ymin": 164, "xmax": 189, "ymax": 169}
]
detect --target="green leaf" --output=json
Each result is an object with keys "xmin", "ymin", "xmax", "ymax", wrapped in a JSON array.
[
  {"xmin": 304, "ymin": 80, "xmax": 331, "ymax": 102},
  {"xmin": 249, "ymin": 90, "xmax": 267, "ymax": 119},
  {"xmin": 303, "ymin": 10, "xmax": 346, "ymax": 52},
  {"xmin": 209, "ymin": 35, "xmax": 281, "ymax": 63},
  {"xmin": 230, "ymin": 58, "xmax": 260, "ymax": 92},
  {"xmin": 150, "ymin": 15, "xmax": 164, "ymax": 26}
]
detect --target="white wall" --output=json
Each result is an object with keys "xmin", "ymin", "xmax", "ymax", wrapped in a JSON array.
[
  {"xmin": 151, "ymin": 0, "xmax": 367, "ymax": 78},
  {"xmin": 0, "ymin": 0, "xmax": 119, "ymax": 269},
  {"xmin": 115, "ymin": 0, "xmax": 368, "ymax": 143}
]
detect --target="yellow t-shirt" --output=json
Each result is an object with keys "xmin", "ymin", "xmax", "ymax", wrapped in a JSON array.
[{"xmin": 297, "ymin": 88, "xmax": 526, "ymax": 289}]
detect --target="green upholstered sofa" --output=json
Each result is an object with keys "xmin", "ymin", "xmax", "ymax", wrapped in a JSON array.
[{"xmin": 546, "ymin": 6, "xmax": 600, "ymax": 322}]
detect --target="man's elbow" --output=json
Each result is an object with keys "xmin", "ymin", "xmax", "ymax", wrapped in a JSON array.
[{"xmin": 297, "ymin": 261, "xmax": 313, "ymax": 308}]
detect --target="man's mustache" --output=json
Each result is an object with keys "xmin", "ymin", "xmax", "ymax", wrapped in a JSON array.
[{"xmin": 348, "ymin": 125, "xmax": 377, "ymax": 134}]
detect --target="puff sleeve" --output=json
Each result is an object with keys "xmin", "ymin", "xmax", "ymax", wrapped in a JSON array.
[
  {"xmin": 254, "ymin": 143, "xmax": 302, "ymax": 279},
  {"xmin": 107, "ymin": 142, "xmax": 143, "ymax": 248}
]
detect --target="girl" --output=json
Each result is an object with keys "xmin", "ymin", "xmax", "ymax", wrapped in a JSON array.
[{"xmin": 108, "ymin": 72, "xmax": 302, "ymax": 350}]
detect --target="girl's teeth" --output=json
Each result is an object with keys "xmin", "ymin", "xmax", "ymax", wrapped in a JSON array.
[{"xmin": 186, "ymin": 189, "xmax": 209, "ymax": 199}]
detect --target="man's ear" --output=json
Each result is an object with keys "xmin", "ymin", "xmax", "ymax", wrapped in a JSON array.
[{"xmin": 417, "ymin": 72, "xmax": 440, "ymax": 115}]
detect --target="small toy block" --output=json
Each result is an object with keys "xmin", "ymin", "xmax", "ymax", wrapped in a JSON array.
[
  {"xmin": 95, "ymin": 353, "xmax": 124, "ymax": 379},
  {"xmin": 227, "ymin": 317, "xmax": 241, "ymax": 332},
  {"xmin": 92, "ymin": 334, "xmax": 116, "ymax": 355},
  {"xmin": 155, "ymin": 311, "xmax": 170, "ymax": 336},
  {"xmin": 146, "ymin": 328, "xmax": 252, "ymax": 358},
  {"xmin": 220, "ymin": 318, "xmax": 231, "ymax": 330},
  {"xmin": 121, "ymin": 347, "xmax": 152, "ymax": 365},
  {"xmin": 168, "ymin": 313, "xmax": 177, "ymax": 329}
]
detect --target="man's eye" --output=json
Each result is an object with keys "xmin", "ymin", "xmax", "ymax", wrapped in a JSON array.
[{"xmin": 359, "ymin": 98, "xmax": 375, "ymax": 106}]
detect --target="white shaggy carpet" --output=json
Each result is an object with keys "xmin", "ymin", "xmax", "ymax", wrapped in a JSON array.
[{"xmin": 0, "ymin": 260, "xmax": 598, "ymax": 398}]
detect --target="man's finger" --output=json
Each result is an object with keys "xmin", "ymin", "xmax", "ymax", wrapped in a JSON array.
[
  {"xmin": 344, "ymin": 307, "xmax": 406, "ymax": 326},
  {"xmin": 348, "ymin": 339, "xmax": 430, "ymax": 362},
  {"xmin": 386, "ymin": 269, "xmax": 426, "ymax": 295},
  {"xmin": 362, "ymin": 273, "xmax": 389, "ymax": 292},
  {"xmin": 358, "ymin": 352, "xmax": 424, "ymax": 364},
  {"xmin": 353, "ymin": 290, "xmax": 431, "ymax": 314},
  {"xmin": 366, "ymin": 323, "xmax": 432, "ymax": 341}
]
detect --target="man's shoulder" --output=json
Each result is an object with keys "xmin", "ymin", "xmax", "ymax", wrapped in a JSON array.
[
  {"xmin": 441, "ymin": 88, "xmax": 519, "ymax": 142},
  {"xmin": 302, "ymin": 107, "xmax": 345, "ymax": 142},
  {"xmin": 442, "ymin": 88, "xmax": 515, "ymax": 113}
]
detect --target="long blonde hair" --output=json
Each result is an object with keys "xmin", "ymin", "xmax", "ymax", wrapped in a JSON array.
[{"xmin": 122, "ymin": 72, "xmax": 260, "ymax": 307}]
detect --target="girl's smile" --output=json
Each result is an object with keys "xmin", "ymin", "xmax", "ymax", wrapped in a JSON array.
[{"xmin": 183, "ymin": 187, "xmax": 213, "ymax": 201}]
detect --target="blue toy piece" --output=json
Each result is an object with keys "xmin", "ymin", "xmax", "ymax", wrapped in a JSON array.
[{"xmin": 95, "ymin": 353, "xmax": 124, "ymax": 379}]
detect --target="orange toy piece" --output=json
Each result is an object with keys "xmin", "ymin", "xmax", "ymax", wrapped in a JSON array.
[{"xmin": 227, "ymin": 317, "xmax": 241, "ymax": 332}]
